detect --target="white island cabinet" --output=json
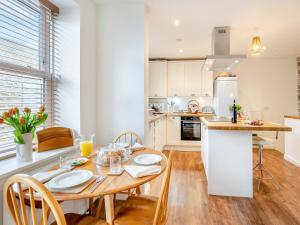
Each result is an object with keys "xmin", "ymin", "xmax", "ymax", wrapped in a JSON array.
[{"xmin": 200, "ymin": 117, "xmax": 291, "ymax": 198}]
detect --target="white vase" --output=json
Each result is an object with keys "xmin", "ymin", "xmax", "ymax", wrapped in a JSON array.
[{"xmin": 16, "ymin": 133, "xmax": 33, "ymax": 162}]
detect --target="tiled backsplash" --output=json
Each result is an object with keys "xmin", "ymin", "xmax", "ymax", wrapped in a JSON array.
[{"xmin": 149, "ymin": 96, "xmax": 213, "ymax": 112}]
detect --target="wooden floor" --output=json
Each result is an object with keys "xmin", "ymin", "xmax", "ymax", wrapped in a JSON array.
[{"xmin": 163, "ymin": 150, "xmax": 300, "ymax": 225}]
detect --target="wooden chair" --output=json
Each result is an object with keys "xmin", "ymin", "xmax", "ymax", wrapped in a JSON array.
[
  {"xmin": 113, "ymin": 131, "xmax": 142, "ymax": 146},
  {"xmin": 4, "ymin": 174, "xmax": 107, "ymax": 225},
  {"xmin": 35, "ymin": 127, "xmax": 74, "ymax": 152},
  {"xmin": 113, "ymin": 151, "xmax": 174, "ymax": 225}
]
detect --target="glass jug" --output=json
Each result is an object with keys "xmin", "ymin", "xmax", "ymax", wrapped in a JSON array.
[{"xmin": 80, "ymin": 134, "xmax": 94, "ymax": 157}]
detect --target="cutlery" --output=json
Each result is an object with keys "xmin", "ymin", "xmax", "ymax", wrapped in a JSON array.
[{"xmin": 88, "ymin": 175, "xmax": 107, "ymax": 193}]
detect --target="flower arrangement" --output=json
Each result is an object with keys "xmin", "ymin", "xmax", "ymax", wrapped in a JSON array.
[
  {"xmin": 0, "ymin": 106, "xmax": 48, "ymax": 144},
  {"xmin": 229, "ymin": 104, "xmax": 242, "ymax": 113}
]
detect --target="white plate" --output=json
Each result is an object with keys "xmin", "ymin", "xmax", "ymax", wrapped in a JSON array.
[
  {"xmin": 48, "ymin": 170, "xmax": 93, "ymax": 189},
  {"xmin": 69, "ymin": 157, "xmax": 88, "ymax": 166},
  {"xmin": 134, "ymin": 154, "xmax": 162, "ymax": 165}
]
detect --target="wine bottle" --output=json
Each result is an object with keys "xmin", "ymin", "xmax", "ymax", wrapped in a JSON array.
[{"xmin": 232, "ymin": 100, "xmax": 237, "ymax": 123}]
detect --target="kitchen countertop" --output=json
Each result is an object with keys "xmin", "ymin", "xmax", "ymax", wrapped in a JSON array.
[
  {"xmin": 200, "ymin": 117, "xmax": 292, "ymax": 131},
  {"xmin": 284, "ymin": 115, "xmax": 300, "ymax": 120},
  {"xmin": 148, "ymin": 114, "xmax": 166, "ymax": 123},
  {"xmin": 148, "ymin": 112, "xmax": 215, "ymax": 123}
]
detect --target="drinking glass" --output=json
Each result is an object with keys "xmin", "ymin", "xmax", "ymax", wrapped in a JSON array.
[
  {"xmin": 110, "ymin": 155, "xmax": 122, "ymax": 174},
  {"xmin": 80, "ymin": 134, "xmax": 94, "ymax": 157}
]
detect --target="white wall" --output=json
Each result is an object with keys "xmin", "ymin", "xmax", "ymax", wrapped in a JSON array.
[
  {"xmin": 97, "ymin": 2, "xmax": 146, "ymax": 145},
  {"xmin": 55, "ymin": 6, "xmax": 81, "ymax": 132},
  {"xmin": 55, "ymin": 0, "xmax": 98, "ymax": 139},
  {"xmin": 76, "ymin": 0, "xmax": 98, "ymax": 138},
  {"xmin": 233, "ymin": 58, "xmax": 298, "ymax": 152}
]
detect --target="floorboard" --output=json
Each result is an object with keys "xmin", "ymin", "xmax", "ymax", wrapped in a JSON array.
[{"xmin": 162, "ymin": 150, "xmax": 300, "ymax": 225}]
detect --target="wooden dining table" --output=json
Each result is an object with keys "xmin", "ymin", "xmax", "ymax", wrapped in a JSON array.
[{"xmin": 47, "ymin": 148, "xmax": 167, "ymax": 225}]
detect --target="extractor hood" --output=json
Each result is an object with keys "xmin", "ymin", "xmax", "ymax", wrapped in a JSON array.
[{"xmin": 204, "ymin": 27, "xmax": 246, "ymax": 72}]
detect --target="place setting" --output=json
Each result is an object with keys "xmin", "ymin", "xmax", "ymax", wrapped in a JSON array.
[{"xmin": 94, "ymin": 142, "xmax": 163, "ymax": 179}]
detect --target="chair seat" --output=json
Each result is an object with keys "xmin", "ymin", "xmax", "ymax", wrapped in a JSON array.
[
  {"xmin": 253, "ymin": 135, "xmax": 274, "ymax": 146},
  {"xmin": 51, "ymin": 213, "xmax": 107, "ymax": 225},
  {"xmin": 114, "ymin": 195, "xmax": 158, "ymax": 225}
]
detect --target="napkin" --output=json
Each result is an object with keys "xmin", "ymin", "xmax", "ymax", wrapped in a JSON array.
[
  {"xmin": 32, "ymin": 167, "xmax": 73, "ymax": 184},
  {"xmin": 131, "ymin": 143, "xmax": 145, "ymax": 151},
  {"xmin": 124, "ymin": 165, "xmax": 161, "ymax": 178}
]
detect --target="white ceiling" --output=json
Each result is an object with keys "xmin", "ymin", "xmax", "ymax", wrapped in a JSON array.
[{"xmin": 147, "ymin": 0, "xmax": 300, "ymax": 58}]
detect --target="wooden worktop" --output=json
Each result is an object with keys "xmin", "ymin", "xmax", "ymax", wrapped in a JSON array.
[
  {"xmin": 284, "ymin": 115, "xmax": 300, "ymax": 120},
  {"xmin": 201, "ymin": 117, "xmax": 292, "ymax": 131}
]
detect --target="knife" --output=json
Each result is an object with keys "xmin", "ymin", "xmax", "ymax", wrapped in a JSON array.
[{"xmin": 88, "ymin": 175, "xmax": 107, "ymax": 193}]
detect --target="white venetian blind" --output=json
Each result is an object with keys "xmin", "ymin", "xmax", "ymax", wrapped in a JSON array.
[{"xmin": 0, "ymin": 0, "xmax": 59, "ymax": 153}]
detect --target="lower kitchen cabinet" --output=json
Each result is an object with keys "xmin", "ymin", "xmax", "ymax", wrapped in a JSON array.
[
  {"xmin": 166, "ymin": 116, "xmax": 181, "ymax": 145},
  {"xmin": 148, "ymin": 117, "xmax": 167, "ymax": 151},
  {"xmin": 148, "ymin": 121, "xmax": 155, "ymax": 149}
]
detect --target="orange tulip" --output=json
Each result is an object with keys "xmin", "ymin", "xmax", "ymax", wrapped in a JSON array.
[
  {"xmin": 8, "ymin": 108, "xmax": 16, "ymax": 115},
  {"xmin": 2, "ymin": 112, "xmax": 10, "ymax": 119},
  {"xmin": 36, "ymin": 113, "xmax": 43, "ymax": 120},
  {"xmin": 24, "ymin": 107, "xmax": 31, "ymax": 113},
  {"xmin": 39, "ymin": 105, "xmax": 45, "ymax": 113},
  {"xmin": 19, "ymin": 117, "xmax": 26, "ymax": 125}
]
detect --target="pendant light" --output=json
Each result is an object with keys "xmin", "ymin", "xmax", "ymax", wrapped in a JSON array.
[{"xmin": 250, "ymin": 36, "xmax": 265, "ymax": 56}]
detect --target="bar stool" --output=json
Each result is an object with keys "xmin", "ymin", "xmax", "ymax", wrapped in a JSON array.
[{"xmin": 252, "ymin": 132, "xmax": 278, "ymax": 191}]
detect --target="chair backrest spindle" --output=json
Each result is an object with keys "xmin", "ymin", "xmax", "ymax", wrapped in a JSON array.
[
  {"xmin": 4, "ymin": 174, "xmax": 67, "ymax": 225},
  {"xmin": 113, "ymin": 131, "xmax": 142, "ymax": 146},
  {"xmin": 153, "ymin": 151, "xmax": 174, "ymax": 225}
]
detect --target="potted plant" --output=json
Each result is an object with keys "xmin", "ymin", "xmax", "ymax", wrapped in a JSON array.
[
  {"xmin": 229, "ymin": 104, "xmax": 242, "ymax": 118},
  {"xmin": 0, "ymin": 106, "xmax": 48, "ymax": 162}
]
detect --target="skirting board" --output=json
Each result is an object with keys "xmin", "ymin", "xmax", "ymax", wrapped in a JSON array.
[
  {"xmin": 164, "ymin": 145, "xmax": 201, "ymax": 152},
  {"xmin": 284, "ymin": 154, "xmax": 300, "ymax": 167}
]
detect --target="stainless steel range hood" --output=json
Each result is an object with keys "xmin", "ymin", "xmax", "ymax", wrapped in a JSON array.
[{"xmin": 204, "ymin": 27, "xmax": 246, "ymax": 72}]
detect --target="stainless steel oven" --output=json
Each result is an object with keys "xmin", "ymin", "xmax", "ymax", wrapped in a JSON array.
[{"xmin": 181, "ymin": 117, "xmax": 201, "ymax": 141}]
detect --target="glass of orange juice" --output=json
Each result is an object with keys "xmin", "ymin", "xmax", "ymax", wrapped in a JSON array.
[{"xmin": 80, "ymin": 134, "xmax": 94, "ymax": 157}]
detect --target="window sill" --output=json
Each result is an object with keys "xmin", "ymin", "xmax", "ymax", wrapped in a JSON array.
[
  {"xmin": 0, "ymin": 146, "xmax": 78, "ymax": 180},
  {"xmin": 0, "ymin": 150, "xmax": 16, "ymax": 161}
]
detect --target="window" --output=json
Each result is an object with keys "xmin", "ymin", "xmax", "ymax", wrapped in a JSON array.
[{"xmin": 0, "ymin": 0, "xmax": 58, "ymax": 153}]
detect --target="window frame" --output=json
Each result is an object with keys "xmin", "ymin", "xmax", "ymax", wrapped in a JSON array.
[{"xmin": 0, "ymin": 0, "xmax": 56, "ymax": 155}]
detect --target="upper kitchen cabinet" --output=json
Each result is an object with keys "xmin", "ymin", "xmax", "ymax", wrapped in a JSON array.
[
  {"xmin": 167, "ymin": 61, "xmax": 185, "ymax": 96},
  {"xmin": 184, "ymin": 60, "xmax": 204, "ymax": 96},
  {"xmin": 150, "ymin": 60, "xmax": 212, "ymax": 98},
  {"xmin": 149, "ymin": 61, "xmax": 168, "ymax": 97}
]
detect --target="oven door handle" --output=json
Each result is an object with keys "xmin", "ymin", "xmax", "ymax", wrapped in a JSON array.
[{"xmin": 181, "ymin": 121, "xmax": 201, "ymax": 124}]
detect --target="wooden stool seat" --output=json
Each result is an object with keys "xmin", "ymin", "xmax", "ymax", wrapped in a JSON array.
[
  {"xmin": 114, "ymin": 196, "xmax": 158, "ymax": 225},
  {"xmin": 51, "ymin": 213, "xmax": 108, "ymax": 225}
]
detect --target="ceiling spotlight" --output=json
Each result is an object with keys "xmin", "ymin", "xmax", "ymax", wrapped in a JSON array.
[
  {"xmin": 174, "ymin": 19, "xmax": 180, "ymax": 26},
  {"xmin": 226, "ymin": 67, "xmax": 231, "ymax": 71},
  {"xmin": 178, "ymin": 49, "xmax": 183, "ymax": 53},
  {"xmin": 234, "ymin": 59, "xmax": 239, "ymax": 63}
]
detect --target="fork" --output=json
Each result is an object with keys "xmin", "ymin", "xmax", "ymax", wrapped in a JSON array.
[{"xmin": 88, "ymin": 175, "xmax": 107, "ymax": 193}]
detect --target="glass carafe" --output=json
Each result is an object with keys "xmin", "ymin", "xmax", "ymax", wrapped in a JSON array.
[{"xmin": 80, "ymin": 134, "xmax": 94, "ymax": 157}]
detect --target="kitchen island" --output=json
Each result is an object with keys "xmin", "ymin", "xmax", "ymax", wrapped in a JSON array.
[{"xmin": 200, "ymin": 117, "xmax": 291, "ymax": 198}]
